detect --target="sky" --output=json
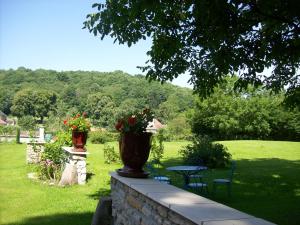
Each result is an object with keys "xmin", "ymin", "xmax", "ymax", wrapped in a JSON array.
[{"xmin": 0, "ymin": 0, "xmax": 192, "ymax": 88}]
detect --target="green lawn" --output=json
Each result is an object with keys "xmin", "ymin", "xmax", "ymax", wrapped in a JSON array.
[{"xmin": 0, "ymin": 141, "xmax": 299, "ymax": 225}]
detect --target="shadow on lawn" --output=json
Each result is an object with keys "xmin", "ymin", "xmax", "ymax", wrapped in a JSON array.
[
  {"xmin": 3, "ymin": 212, "xmax": 94, "ymax": 225},
  {"xmin": 162, "ymin": 157, "xmax": 300, "ymax": 225},
  {"xmin": 88, "ymin": 187, "xmax": 111, "ymax": 200}
]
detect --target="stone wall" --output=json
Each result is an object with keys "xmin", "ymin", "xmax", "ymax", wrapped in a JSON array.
[
  {"xmin": 110, "ymin": 172, "xmax": 276, "ymax": 225},
  {"xmin": 26, "ymin": 142, "xmax": 45, "ymax": 164}
]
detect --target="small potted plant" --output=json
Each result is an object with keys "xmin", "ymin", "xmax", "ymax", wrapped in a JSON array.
[
  {"xmin": 64, "ymin": 112, "xmax": 91, "ymax": 152},
  {"xmin": 115, "ymin": 108, "xmax": 154, "ymax": 178}
]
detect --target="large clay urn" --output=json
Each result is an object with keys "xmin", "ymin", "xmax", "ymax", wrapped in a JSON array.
[
  {"xmin": 72, "ymin": 131, "xmax": 88, "ymax": 152},
  {"xmin": 117, "ymin": 132, "xmax": 152, "ymax": 178}
]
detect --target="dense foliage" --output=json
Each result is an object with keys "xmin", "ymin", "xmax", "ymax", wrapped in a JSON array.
[
  {"xmin": 180, "ymin": 135, "xmax": 232, "ymax": 168},
  {"xmin": 190, "ymin": 77, "xmax": 300, "ymax": 141},
  {"xmin": 89, "ymin": 130, "xmax": 118, "ymax": 144},
  {"xmin": 84, "ymin": 0, "xmax": 300, "ymax": 106},
  {"xmin": 0, "ymin": 68, "xmax": 193, "ymax": 133},
  {"xmin": 1, "ymin": 68, "xmax": 299, "ymax": 141}
]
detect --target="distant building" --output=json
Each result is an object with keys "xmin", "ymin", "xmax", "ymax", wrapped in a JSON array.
[
  {"xmin": 146, "ymin": 119, "xmax": 165, "ymax": 134},
  {"xmin": 0, "ymin": 111, "xmax": 16, "ymax": 126},
  {"xmin": 0, "ymin": 111, "xmax": 7, "ymax": 121},
  {"xmin": 0, "ymin": 119, "xmax": 7, "ymax": 126}
]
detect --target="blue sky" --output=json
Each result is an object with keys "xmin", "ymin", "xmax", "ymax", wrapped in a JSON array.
[{"xmin": 0, "ymin": 0, "xmax": 191, "ymax": 88}]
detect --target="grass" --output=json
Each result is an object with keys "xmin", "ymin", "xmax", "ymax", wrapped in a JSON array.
[{"xmin": 0, "ymin": 140, "xmax": 299, "ymax": 225}]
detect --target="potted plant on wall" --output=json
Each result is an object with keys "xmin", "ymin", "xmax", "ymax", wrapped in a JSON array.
[
  {"xmin": 115, "ymin": 108, "xmax": 154, "ymax": 178},
  {"xmin": 64, "ymin": 113, "xmax": 91, "ymax": 152}
]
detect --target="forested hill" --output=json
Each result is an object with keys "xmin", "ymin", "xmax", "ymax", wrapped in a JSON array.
[{"xmin": 0, "ymin": 67, "xmax": 194, "ymax": 128}]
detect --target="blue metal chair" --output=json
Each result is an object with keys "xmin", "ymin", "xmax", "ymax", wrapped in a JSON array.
[
  {"xmin": 187, "ymin": 169, "xmax": 209, "ymax": 194},
  {"xmin": 213, "ymin": 161, "xmax": 236, "ymax": 197},
  {"xmin": 188, "ymin": 159, "xmax": 205, "ymax": 183},
  {"xmin": 146, "ymin": 160, "xmax": 171, "ymax": 184}
]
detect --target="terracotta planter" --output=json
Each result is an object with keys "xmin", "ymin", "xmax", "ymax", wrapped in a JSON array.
[
  {"xmin": 117, "ymin": 132, "xmax": 152, "ymax": 178},
  {"xmin": 72, "ymin": 131, "xmax": 88, "ymax": 152}
]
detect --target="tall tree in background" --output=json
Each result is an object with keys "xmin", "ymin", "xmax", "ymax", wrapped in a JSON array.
[
  {"xmin": 191, "ymin": 77, "xmax": 300, "ymax": 140},
  {"xmin": 84, "ymin": 0, "xmax": 300, "ymax": 106},
  {"xmin": 11, "ymin": 89, "xmax": 57, "ymax": 123},
  {"xmin": 86, "ymin": 93, "xmax": 116, "ymax": 128}
]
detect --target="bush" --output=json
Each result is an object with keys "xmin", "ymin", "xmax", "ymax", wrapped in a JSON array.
[
  {"xmin": 89, "ymin": 131, "xmax": 118, "ymax": 144},
  {"xmin": 38, "ymin": 131, "xmax": 70, "ymax": 182},
  {"xmin": 166, "ymin": 115, "xmax": 193, "ymax": 141},
  {"xmin": 151, "ymin": 130, "xmax": 165, "ymax": 163},
  {"xmin": 18, "ymin": 116, "xmax": 36, "ymax": 130},
  {"xmin": 16, "ymin": 127, "xmax": 20, "ymax": 144},
  {"xmin": 0, "ymin": 125, "xmax": 17, "ymax": 135},
  {"xmin": 103, "ymin": 144, "xmax": 120, "ymax": 164},
  {"xmin": 180, "ymin": 135, "xmax": 231, "ymax": 168},
  {"xmin": 54, "ymin": 130, "xmax": 72, "ymax": 146}
]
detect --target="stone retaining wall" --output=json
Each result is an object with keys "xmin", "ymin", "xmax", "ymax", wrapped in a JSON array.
[{"xmin": 110, "ymin": 172, "xmax": 276, "ymax": 225}]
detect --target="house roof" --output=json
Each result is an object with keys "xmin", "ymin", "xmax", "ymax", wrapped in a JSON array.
[
  {"xmin": 0, "ymin": 119, "xmax": 7, "ymax": 125},
  {"xmin": 147, "ymin": 119, "xmax": 164, "ymax": 130}
]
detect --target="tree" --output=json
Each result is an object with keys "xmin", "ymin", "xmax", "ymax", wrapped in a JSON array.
[
  {"xmin": 191, "ymin": 77, "xmax": 300, "ymax": 140},
  {"xmin": 86, "ymin": 93, "xmax": 116, "ymax": 128},
  {"xmin": 84, "ymin": 0, "xmax": 300, "ymax": 106},
  {"xmin": 0, "ymin": 89, "xmax": 13, "ymax": 114},
  {"xmin": 11, "ymin": 89, "xmax": 57, "ymax": 123}
]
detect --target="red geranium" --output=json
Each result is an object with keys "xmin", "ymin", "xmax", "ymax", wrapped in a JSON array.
[
  {"xmin": 115, "ymin": 108, "xmax": 153, "ymax": 134},
  {"xmin": 63, "ymin": 113, "xmax": 91, "ymax": 132},
  {"xmin": 128, "ymin": 116, "xmax": 136, "ymax": 126}
]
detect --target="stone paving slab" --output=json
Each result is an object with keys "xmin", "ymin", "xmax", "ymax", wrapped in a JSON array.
[
  {"xmin": 147, "ymin": 191, "xmax": 214, "ymax": 208},
  {"xmin": 171, "ymin": 203, "xmax": 253, "ymax": 224},
  {"xmin": 203, "ymin": 217, "xmax": 276, "ymax": 225},
  {"xmin": 110, "ymin": 172, "xmax": 162, "ymax": 186},
  {"xmin": 131, "ymin": 183, "xmax": 183, "ymax": 195}
]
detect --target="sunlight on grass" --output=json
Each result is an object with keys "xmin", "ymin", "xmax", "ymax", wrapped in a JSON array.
[{"xmin": 0, "ymin": 140, "xmax": 299, "ymax": 225}]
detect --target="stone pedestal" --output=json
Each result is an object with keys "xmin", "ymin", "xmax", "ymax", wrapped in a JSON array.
[{"xmin": 59, "ymin": 147, "xmax": 89, "ymax": 185}]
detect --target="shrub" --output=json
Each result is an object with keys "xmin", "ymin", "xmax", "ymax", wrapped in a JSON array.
[
  {"xmin": 180, "ymin": 135, "xmax": 231, "ymax": 168},
  {"xmin": 89, "ymin": 131, "xmax": 118, "ymax": 144},
  {"xmin": 0, "ymin": 125, "xmax": 17, "ymax": 135},
  {"xmin": 166, "ymin": 114, "xmax": 193, "ymax": 141},
  {"xmin": 103, "ymin": 144, "xmax": 120, "ymax": 164},
  {"xmin": 18, "ymin": 116, "xmax": 36, "ymax": 130},
  {"xmin": 151, "ymin": 130, "xmax": 165, "ymax": 163},
  {"xmin": 38, "ymin": 131, "xmax": 70, "ymax": 182},
  {"xmin": 54, "ymin": 130, "xmax": 72, "ymax": 146},
  {"xmin": 16, "ymin": 127, "xmax": 20, "ymax": 144}
]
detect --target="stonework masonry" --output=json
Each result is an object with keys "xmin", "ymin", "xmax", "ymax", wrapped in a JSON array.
[
  {"xmin": 61, "ymin": 147, "xmax": 89, "ymax": 185},
  {"xmin": 26, "ymin": 142, "xmax": 45, "ymax": 164},
  {"xmin": 110, "ymin": 172, "xmax": 276, "ymax": 225}
]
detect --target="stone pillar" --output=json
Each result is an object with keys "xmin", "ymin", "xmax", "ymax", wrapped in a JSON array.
[
  {"xmin": 39, "ymin": 127, "xmax": 45, "ymax": 142},
  {"xmin": 59, "ymin": 147, "xmax": 89, "ymax": 185},
  {"xmin": 26, "ymin": 142, "xmax": 45, "ymax": 164}
]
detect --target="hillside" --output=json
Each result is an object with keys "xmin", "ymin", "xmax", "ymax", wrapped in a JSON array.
[{"xmin": 0, "ymin": 67, "xmax": 194, "ymax": 129}]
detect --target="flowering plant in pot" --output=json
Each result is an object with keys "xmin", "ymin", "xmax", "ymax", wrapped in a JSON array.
[
  {"xmin": 115, "ymin": 108, "xmax": 154, "ymax": 178},
  {"xmin": 64, "ymin": 113, "xmax": 91, "ymax": 151}
]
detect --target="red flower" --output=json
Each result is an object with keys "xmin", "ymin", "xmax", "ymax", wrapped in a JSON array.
[
  {"xmin": 115, "ymin": 121, "xmax": 123, "ymax": 131},
  {"xmin": 128, "ymin": 116, "xmax": 136, "ymax": 126},
  {"xmin": 72, "ymin": 125, "xmax": 77, "ymax": 129},
  {"xmin": 63, "ymin": 119, "xmax": 68, "ymax": 125}
]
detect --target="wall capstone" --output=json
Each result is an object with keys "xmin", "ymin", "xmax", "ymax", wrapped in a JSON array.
[{"xmin": 110, "ymin": 172, "xmax": 276, "ymax": 225}]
